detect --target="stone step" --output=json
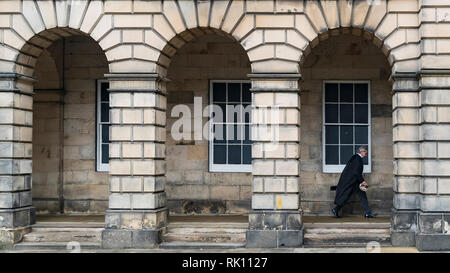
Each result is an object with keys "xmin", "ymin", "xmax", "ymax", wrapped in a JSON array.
[
  {"xmin": 14, "ymin": 242, "xmax": 102, "ymax": 250},
  {"xmin": 304, "ymin": 222, "xmax": 390, "ymax": 229},
  {"xmin": 33, "ymin": 222, "xmax": 104, "ymax": 228},
  {"xmin": 168, "ymin": 222, "xmax": 248, "ymax": 229},
  {"xmin": 23, "ymin": 230, "xmax": 103, "ymax": 243},
  {"xmin": 168, "ymin": 227, "xmax": 248, "ymax": 233},
  {"xmin": 305, "ymin": 228, "xmax": 390, "ymax": 235},
  {"xmin": 159, "ymin": 241, "xmax": 246, "ymax": 249},
  {"xmin": 304, "ymin": 233, "xmax": 391, "ymax": 247},
  {"xmin": 163, "ymin": 231, "xmax": 246, "ymax": 243}
]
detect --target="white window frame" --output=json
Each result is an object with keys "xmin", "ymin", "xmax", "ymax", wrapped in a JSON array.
[
  {"xmin": 209, "ymin": 80, "xmax": 252, "ymax": 173},
  {"xmin": 96, "ymin": 79, "xmax": 109, "ymax": 172},
  {"xmin": 322, "ymin": 80, "xmax": 372, "ymax": 173}
]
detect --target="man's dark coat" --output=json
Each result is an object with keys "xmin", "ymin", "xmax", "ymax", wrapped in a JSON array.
[{"xmin": 334, "ymin": 154, "xmax": 364, "ymax": 206}]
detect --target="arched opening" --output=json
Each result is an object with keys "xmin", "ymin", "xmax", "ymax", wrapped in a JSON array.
[
  {"xmin": 32, "ymin": 34, "xmax": 109, "ymax": 215},
  {"xmin": 299, "ymin": 30, "xmax": 394, "ymax": 217},
  {"xmin": 164, "ymin": 28, "xmax": 252, "ymax": 216}
]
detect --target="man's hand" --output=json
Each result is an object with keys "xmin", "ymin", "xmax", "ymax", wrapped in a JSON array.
[{"xmin": 361, "ymin": 181, "xmax": 368, "ymax": 187}]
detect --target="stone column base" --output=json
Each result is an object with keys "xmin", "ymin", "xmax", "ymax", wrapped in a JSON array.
[
  {"xmin": 0, "ymin": 207, "xmax": 35, "ymax": 246},
  {"xmin": 246, "ymin": 210, "xmax": 303, "ymax": 248},
  {"xmin": 102, "ymin": 228, "xmax": 163, "ymax": 249},
  {"xmin": 102, "ymin": 208, "xmax": 168, "ymax": 249},
  {"xmin": 416, "ymin": 234, "xmax": 450, "ymax": 251},
  {"xmin": 390, "ymin": 209, "xmax": 418, "ymax": 247}
]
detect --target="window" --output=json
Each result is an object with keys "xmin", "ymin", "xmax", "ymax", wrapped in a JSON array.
[
  {"xmin": 322, "ymin": 81, "xmax": 371, "ymax": 173},
  {"xmin": 96, "ymin": 80, "xmax": 110, "ymax": 172},
  {"xmin": 209, "ymin": 80, "xmax": 252, "ymax": 173}
]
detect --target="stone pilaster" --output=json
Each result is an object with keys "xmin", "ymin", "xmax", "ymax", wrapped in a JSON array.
[
  {"xmin": 390, "ymin": 73, "xmax": 421, "ymax": 247},
  {"xmin": 415, "ymin": 71, "xmax": 450, "ymax": 251},
  {"xmin": 0, "ymin": 73, "xmax": 35, "ymax": 246},
  {"xmin": 102, "ymin": 74, "xmax": 168, "ymax": 249},
  {"xmin": 246, "ymin": 74, "xmax": 303, "ymax": 248}
]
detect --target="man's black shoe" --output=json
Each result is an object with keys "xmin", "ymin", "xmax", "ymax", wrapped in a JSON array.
[
  {"xmin": 331, "ymin": 207, "xmax": 340, "ymax": 218},
  {"xmin": 364, "ymin": 212, "xmax": 377, "ymax": 218}
]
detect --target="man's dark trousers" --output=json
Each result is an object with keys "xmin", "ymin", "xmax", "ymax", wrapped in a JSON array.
[{"xmin": 335, "ymin": 183, "xmax": 372, "ymax": 214}]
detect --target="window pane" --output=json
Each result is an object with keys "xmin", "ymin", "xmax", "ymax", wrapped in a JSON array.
[
  {"xmin": 340, "ymin": 83, "xmax": 353, "ymax": 102},
  {"xmin": 340, "ymin": 104, "xmax": 353, "ymax": 123},
  {"xmin": 340, "ymin": 125, "xmax": 353, "ymax": 144},
  {"xmin": 227, "ymin": 83, "xmax": 241, "ymax": 102},
  {"xmin": 355, "ymin": 126, "xmax": 368, "ymax": 144},
  {"xmin": 227, "ymin": 104, "xmax": 245, "ymax": 123},
  {"xmin": 325, "ymin": 125, "xmax": 339, "ymax": 144},
  {"xmin": 243, "ymin": 104, "xmax": 251, "ymax": 123},
  {"xmin": 325, "ymin": 104, "xmax": 338, "ymax": 123},
  {"xmin": 228, "ymin": 145, "xmax": 241, "ymax": 164},
  {"xmin": 242, "ymin": 83, "xmax": 251, "ymax": 103},
  {"xmin": 325, "ymin": 83, "xmax": 338, "ymax": 102},
  {"xmin": 213, "ymin": 82, "xmax": 226, "ymax": 102},
  {"xmin": 213, "ymin": 104, "xmax": 226, "ymax": 123},
  {"xmin": 355, "ymin": 84, "xmax": 368, "ymax": 103},
  {"xmin": 101, "ymin": 82, "xmax": 109, "ymax": 102},
  {"xmin": 102, "ymin": 124, "xmax": 109, "ymax": 143},
  {"xmin": 213, "ymin": 145, "xmax": 226, "ymax": 164},
  {"xmin": 101, "ymin": 144, "xmax": 109, "ymax": 164},
  {"xmin": 101, "ymin": 103, "xmax": 109, "ymax": 122},
  {"xmin": 243, "ymin": 145, "xmax": 251, "ymax": 164},
  {"xmin": 227, "ymin": 125, "xmax": 240, "ymax": 144},
  {"xmin": 244, "ymin": 125, "xmax": 251, "ymax": 144},
  {"xmin": 340, "ymin": 145, "xmax": 353, "ymax": 164},
  {"xmin": 213, "ymin": 124, "xmax": 226, "ymax": 143},
  {"xmin": 325, "ymin": 145, "xmax": 339, "ymax": 164},
  {"xmin": 355, "ymin": 104, "xmax": 368, "ymax": 123}
]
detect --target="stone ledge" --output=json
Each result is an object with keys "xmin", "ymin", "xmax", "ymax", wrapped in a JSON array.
[{"xmin": 391, "ymin": 230, "xmax": 416, "ymax": 247}]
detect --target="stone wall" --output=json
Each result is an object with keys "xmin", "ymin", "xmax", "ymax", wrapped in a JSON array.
[
  {"xmin": 32, "ymin": 35, "xmax": 109, "ymax": 214},
  {"xmin": 299, "ymin": 34, "xmax": 394, "ymax": 216},
  {"xmin": 165, "ymin": 34, "xmax": 252, "ymax": 215}
]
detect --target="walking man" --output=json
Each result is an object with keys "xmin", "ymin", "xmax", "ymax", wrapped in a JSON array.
[{"xmin": 331, "ymin": 146, "xmax": 377, "ymax": 218}]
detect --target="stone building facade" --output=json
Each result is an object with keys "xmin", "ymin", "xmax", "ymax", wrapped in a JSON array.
[{"xmin": 0, "ymin": 0, "xmax": 449, "ymax": 251}]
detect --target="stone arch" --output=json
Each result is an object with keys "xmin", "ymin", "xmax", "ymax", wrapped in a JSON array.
[{"xmin": 1, "ymin": 1, "xmax": 115, "ymax": 78}]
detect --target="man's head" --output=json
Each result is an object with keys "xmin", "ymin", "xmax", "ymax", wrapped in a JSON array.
[{"xmin": 358, "ymin": 146, "xmax": 368, "ymax": 158}]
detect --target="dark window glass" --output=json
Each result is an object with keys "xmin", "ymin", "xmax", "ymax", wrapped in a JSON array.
[
  {"xmin": 214, "ymin": 104, "xmax": 226, "ymax": 123},
  {"xmin": 243, "ymin": 104, "xmax": 251, "ymax": 123},
  {"xmin": 101, "ymin": 82, "xmax": 109, "ymax": 102},
  {"xmin": 340, "ymin": 145, "xmax": 354, "ymax": 164},
  {"xmin": 325, "ymin": 104, "xmax": 338, "ymax": 123},
  {"xmin": 213, "ymin": 83, "xmax": 226, "ymax": 102},
  {"xmin": 325, "ymin": 145, "xmax": 339, "ymax": 164},
  {"xmin": 228, "ymin": 83, "xmax": 241, "ymax": 102},
  {"xmin": 101, "ymin": 103, "xmax": 109, "ymax": 122},
  {"xmin": 243, "ymin": 145, "xmax": 251, "ymax": 164},
  {"xmin": 244, "ymin": 125, "xmax": 251, "ymax": 144},
  {"xmin": 325, "ymin": 125, "xmax": 339, "ymax": 144},
  {"xmin": 102, "ymin": 124, "xmax": 109, "ymax": 143},
  {"xmin": 227, "ymin": 104, "xmax": 242, "ymax": 123},
  {"xmin": 355, "ymin": 104, "xmax": 368, "ymax": 123},
  {"xmin": 213, "ymin": 124, "xmax": 226, "ymax": 143},
  {"xmin": 101, "ymin": 144, "xmax": 109, "ymax": 164},
  {"xmin": 340, "ymin": 125, "xmax": 353, "ymax": 144},
  {"xmin": 355, "ymin": 126, "xmax": 368, "ymax": 144},
  {"xmin": 325, "ymin": 83, "xmax": 338, "ymax": 102},
  {"xmin": 340, "ymin": 104, "xmax": 353, "ymax": 123},
  {"xmin": 340, "ymin": 83, "xmax": 353, "ymax": 102},
  {"xmin": 242, "ymin": 83, "xmax": 251, "ymax": 103},
  {"xmin": 228, "ymin": 145, "xmax": 241, "ymax": 164},
  {"xmin": 355, "ymin": 84, "xmax": 368, "ymax": 103},
  {"xmin": 227, "ymin": 125, "xmax": 240, "ymax": 144},
  {"xmin": 214, "ymin": 145, "xmax": 226, "ymax": 164}
]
